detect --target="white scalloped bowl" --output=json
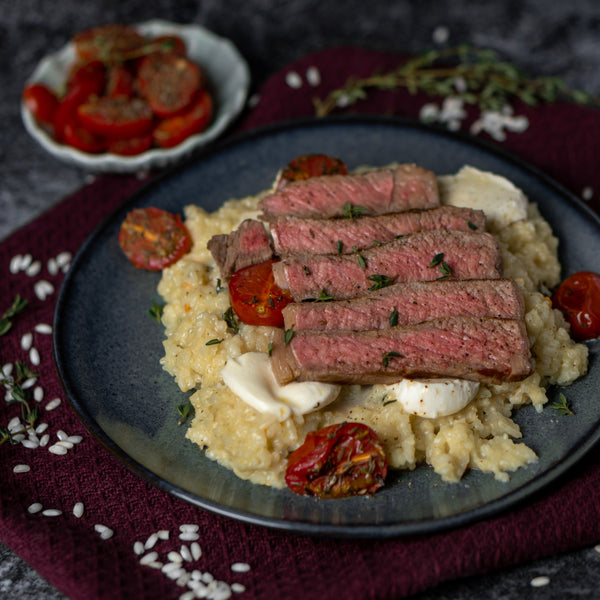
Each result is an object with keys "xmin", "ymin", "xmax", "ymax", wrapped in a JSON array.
[{"xmin": 21, "ymin": 20, "xmax": 250, "ymax": 173}]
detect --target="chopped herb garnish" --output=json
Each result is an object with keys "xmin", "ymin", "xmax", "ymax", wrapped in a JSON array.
[
  {"xmin": 303, "ymin": 265, "xmax": 311, "ymax": 276},
  {"xmin": 336, "ymin": 240, "xmax": 343, "ymax": 254},
  {"xmin": 0, "ymin": 295, "xmax": 28, "ymax": 337},
  {"xmin": 222, "ymin": 307, "xmax": 239, "ymax": 334},
  {"xmin": 429, "ymin": 252, "xmax": 444, "ymax": 267},
  {"xmin": 382, "ymin": 350, "xmax": 402, "ymax": 368},
  {"xmin": 467, "ymin": 220, "xmax": 478, "ymax": 230},
  {"xmin": 177, "ymin": 400, "xmax": 194, "ymax": 425},
  {"xmin": 389, "ymin": 307, "xmax": 399, "ymax": 327},
  {"xmin": 342, "ymin": 202, "xmax": 367, "ymax": 219},
  {"xmin": 437, "ymin": 261, "xmax": 452, "ymax": 279},
  {"xmin": 205, "ymin": 338, "xmax": 223, "ymax": 346},
  {"xmin": 216, "ymin": 278, "xmax": 224, "ymax": 293},
  {"xmin": 317, "ymin": 290, "xmax": 334, "ymax": 302},
  {"xmin": 357, "ymin": 254, "xmax": 366, "ymax": 269},
  {"xmin": 368, "ymin": 274, "xmax": 398, "ymax": 291},
  {"xmin": 148, "ymin": 300, "xmax": 165, "ymax": 323},
  {"xmin": 550, "ymin": 392, "xmax": 575, "ymax": 416},
  {"xmin": 284, "ymin": 326, "xmax": 295, "ymax": 344},
  {"xmin": 383, "ymin": 397, "xmax": 398, "ymax": 407},
  {"xmin": 268, "ymin": 342, "xmax": 273, "ymax": 357}
]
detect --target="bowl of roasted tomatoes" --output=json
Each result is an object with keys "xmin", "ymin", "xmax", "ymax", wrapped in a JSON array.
[{"xmin": 21, "ymin": 20, "xmax": 250, "ymax": 173}]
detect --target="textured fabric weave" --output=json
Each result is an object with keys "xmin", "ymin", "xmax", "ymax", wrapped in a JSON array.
[{"xmin": 1, "ymin": 47, "xmax": 599, "ymax": 600}]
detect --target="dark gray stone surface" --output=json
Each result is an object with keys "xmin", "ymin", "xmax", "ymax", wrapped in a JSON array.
[{"xmin": 2, "ymin": 1, "xmax": 600, "ymax": 598}]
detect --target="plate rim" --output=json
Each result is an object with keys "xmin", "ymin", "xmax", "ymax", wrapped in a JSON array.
[{"xmin": 53, "ymin": 114, "xmax": 600, "ymax": 538}]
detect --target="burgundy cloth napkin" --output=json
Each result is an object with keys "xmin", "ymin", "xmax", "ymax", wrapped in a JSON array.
[{"xmin": 1, "ymin": 46, "xmax": 600, "ymax": 600}]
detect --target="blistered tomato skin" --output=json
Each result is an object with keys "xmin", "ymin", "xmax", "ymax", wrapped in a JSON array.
[
  {"xmin": 22, "ymin": 84, "xmax": 59, "ymax": 127},
  {"xmin": 285, "ymin": 422, "xmax": 388, "ymax": 498},
  {"xmin": 228, "ymin": 260, "xmax": 294, "ymax": 328},
  {"xmin": 280, "ymin": 154, "xmax": 349, "ymax": 183},
  {"xmin": 118, "ymin": 207, "xmax": 192, "ymax": 270},
  {"xmin": 553, "ymin": 271, "xmax": 600, "ymax": 341}
]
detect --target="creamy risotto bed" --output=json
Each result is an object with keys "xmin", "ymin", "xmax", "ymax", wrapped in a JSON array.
[{"xmin": 157, "ymin": 165, "xmax": 588, "ymax": 488}]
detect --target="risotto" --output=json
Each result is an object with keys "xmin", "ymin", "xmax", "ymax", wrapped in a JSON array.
[{"xmin": 157, "ymin": 165, "xmax": 588, "ymax": 488}]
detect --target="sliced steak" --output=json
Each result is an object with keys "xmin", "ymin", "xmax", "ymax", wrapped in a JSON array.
[
  {"xmin": 271, "ymin": 316, "xmax": 533, "ymax": 386},
  {"xmin": 283, "ymin": 278, "xmax": 525, "ymax": 331},
  {"xmin": 272, "ymin": 229, "xmax": 503, "ymax": 301},
  {"xmin": 259, "ymin": 164, "xmax": 439, "ymax": 220},
  {"xmin": 270, "ymin": 206, "xmax": 487, "ymax": 256},
  {"xmin": 207, "ymin": 219, "xmax": 273, "ymax": 280}
]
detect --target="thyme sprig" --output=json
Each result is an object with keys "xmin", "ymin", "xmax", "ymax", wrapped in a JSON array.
[
  {"xmin": 550, "ymin": 392, "xmax": 575, "ymax": 416},
  {"xmin": 313, "ymin": 45, "xmax": 597, "ymax": 117},
  {"xmin": 0, "ymin": 295, "xmax": 28, "ymax": 337},
  {"xmin": 1, "ymin": 361, "xmax": 39, "ymax": 446}
]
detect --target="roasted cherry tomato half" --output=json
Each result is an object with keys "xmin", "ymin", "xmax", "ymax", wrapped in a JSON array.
[
  {"xmin": 285, "ymin": 422, "xmax": 388, "ymax": 498},
  {"xmin": 280, "ymin": 153, "xmax": 349, "ymax": 183},
  {"xmin": 66, "ymin": 60, "xmax": 106, "ymax": 95},
  {"xmin": 106, "ymin": 64, "xmax": 134, "ymax": 98},
  {"xmin": 73, "ymin": 24, "xmax": 145, "ymax": 62},
  {"xmin": 137, "ymin": 52, "xmax": 203, "ymax": 118},
  {"xmin": 153, "ymin": 90, "xmax": 212, "ymax": 148},
  {"xmin": 60, "ymin": 117, "xmax": 106, "ymax": 154},
  {"xmin": 118, "ymin": 207, "xmax": 192, "ymax": 270},
  {"xmin": 77, "ymin": 97, "xmax": 154, "ymax": 139},
  {"xmin": 106, "ymin": 132, "xmax": 153, "ymax": 156},
  {"xmin": 228, "ymin": 260, "xmax": 294, "ymax": 328},
  {"xmin": 22, "ymin": 84, "xmax": 59, "ymax": 127},
  {"xmin": 553, "ymin": 271, "xmax": 600, "ymax": 341}
]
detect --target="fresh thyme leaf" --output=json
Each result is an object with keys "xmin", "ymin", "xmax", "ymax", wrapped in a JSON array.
[
  {"xmin": 337, "ymin": 240, "xmax": 343, "ymax": 254},
  {"xmin": 383, "ymin": 397, "xmax": 397, "ymax": 407},
  {"xmin": 389, "ymin": 307, "xmax": 399, "ymax": 327},
  {"xmin": 342, "ymin": 202, "xmax": 367, "ymax": 219},
  {"xmin": 429, "ymin": 252, "xmax": 444, "ymax": 267},
  {"xmin": 284, "ymin": 326, "xmax": 294, "ymax": 344},
  {"xmin": 222, "ymin": 307, "xmax": 239, "ymax": 334},
  {"xmin": 437, "ymin": 261, "xmax": 452, "ymax": 279},
  {"xmin": 382, "ymin": 350, "xmax": 402, "ymax": 368},
  {"xmin": 205, "ymin": 338, "xmax": 223, "ymax": 346},
  {"xmin": 177, "ymin": 400, "xmax": 193, "ymax": 425},
  {"xmin": 368, "ymin": 274, "xmax": 398, "ymax": 291},
  {"xmin": 467, "ymin": 220, "xmax": 478, "ymax": 230},
  {"xmin": 313, "ymin": 45, "xmax": 599, "ymax": 118},
  {"xmin": 317, "ymin": 290, "xmax": 334, "ymax": 302},
  {"xmin": 357, "ymin": 253, "xmax": 366, "ymax": 269},
  {"xmin": 550, "ymin": 392, "xmax": 575, "ymax": 416},
  {"xmin": 268, "ymin": 342, "xmax": 273, "ymax": 357},
  {"xmin": 0, "ymin": 295, "xmax": 28, "ymax": 337},
  {"xmin": 148, "ymin": 301, "xmax": 165, "ymax": 323}
]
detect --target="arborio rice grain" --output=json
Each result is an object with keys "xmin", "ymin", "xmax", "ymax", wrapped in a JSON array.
[{"xmin": 157, "ymin": 168, "xmax": 588, "ymax": 487}]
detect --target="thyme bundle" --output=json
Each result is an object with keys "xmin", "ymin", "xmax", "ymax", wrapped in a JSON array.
[{"xmin": 313, "ymin": 45, "xmax": 595, "ymax": 117}]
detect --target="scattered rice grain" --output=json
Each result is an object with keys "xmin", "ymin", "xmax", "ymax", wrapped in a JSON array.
[
  {"xmin": 165, "ymin": 567, "xmax": 186, "ymax": 581},
  {"xmin": 29, "ymin": 347, "xmax": 40, "ymax": 366},
  {"xmin": 4, "ymin": 390, "xmax": 13, "ymax": 402},
  {"xmin": 306, "ymin": 66, "xmax": 321, "ymax": 86},
  {"xmin": 25, "ymin": 260, "xmax": 42, "ymax": 277},
  {"xmin": 34, "ymin": 280, "xmax": 54, "ymax": 301},
  {"xmin": 56, "ymin": 430, "xmax": 68, "ymax": 440},
  {"xmin": 231, "ymin": 583, "xmax": 246, "ymax": 593},
  {"xmin": 8, "ymin": 417, "xmax": 22, "ymax": 432},
  {"xmin": 12, "ymin": 434, "xmax": 25, "ymax": 443},
  {"xmin": 39, "ymin": 434, "xmax": 50, "ymax": 447},
  {"xmin": 22, "ymin": 377, "xmax": 37, "ymax": 390},
  {"xmin": 285, "ymin": 71, "xmax": 302, "ymax": 89},
  {"xmin": 530, "ymin": 576, "xmax": 550, "ymax": 587},
  {"xmin": 9, "ymin": 255, "xmax": 24, "ymax": 274},
  {"xmin": 34, "ymin": 323, "xmax": 53, "ymax": 335},
  {"xmin": 45, "ymin": 398, "xmax": 61, "ymax": 411},
  {"xmin": 180, "ymin": 544, "xmax": 192, "ymax": 562},
  {"xmin": 168, "ymin": 551, "xmax": 183, "ymax": 563},
  {"xmin": 582, "ymin": 187, "xmax": 594, "ymax": 201},
  {"xmin": 20, "ymin": 333, "xmax": 33, "ymax": 351},
  {"xmin": 162, "ymin": 562, "xmax": 183, "ymax": 574},
  {"xmin": 134, "ymin": 541, "xmax": 145, "ymax": 555},
  {"xmin": 176, "ymin": 572, "xmax": 191, "ymax": 587},
  {"xmin": 230, "ymin": 563, "xmax": 251, "ymax": 573},
  {"xmin": 73, "ymin": 502, "xmax": 84, "ymax": 518},
  {"xmin": 28, "ymin": 503, "xmax": 43, "ymax": 514},
  {"xmin": 148, "ymin": 561, "xmax": 164, "ymax": 570},
  {"xmin": 57, "ymin": 440, "xmax": 74, "ymax": 449},
  {"xmin": 179, "ymin": 531, "xmax": 199, "ymax": 542},
  {"xmin": 13, "ymin": 464, "xmax": 31, "ymax": 473},
  {"xmin": 190, "ymin": 542, "xmax": 202, "ymax": 561},
  {"xmin": 33, "ymin": 386, "xmax": 44, "ymax": 402},
  {"xmin": 21, "ymin": 439, "xmax": 39, "ymax": 449},
  {"xmin": 47, "ymin": 258, "xmax": 59, "ymax": 276},
  {"xmin": 49, "ymin": 444, "xmax": 68, "ymax": 455},
  {"xmin": 140, "ymin": 551, "xmax": 159, "ymax": 565},
  {"xmin": 179, "ymin": 591, "xmax": 195, "ymax": 600},
  {"xmin": 94, "ymin": 524, "xmax": 114, "ymax": 540},
  {"xmin": 35, "ymin": 422, "xmax": 48, "ymax": 434},
  {"xmin": 179, "ymin": 524, "xmax": 199, "ymax": 532},
  {"xmin": 42, "ymin": 509, "xmax": 62, "ymax": 517},
  {"xmin": 432, "ymin": 25, "xmax": 450, "ymax": 44},
  {"xmin": 145, "ymin": 532, "xmax": 159, "ymax": 549},
  {"xmin": 56, "ymin": 251, "xmax": 72, "ymax": 269},
  {"xmin": 201, "ymin": 572, "xmax": 214, "ymax": 583},
  {"xmin": 2, "ymin": 363, "xmax": 13, "ymax": 377},
  {"xmin": 157, "ymin": 529, "xmax": 170, "ymax": 540},
  {"xmin": 67, "ymin": 435, "xmax": 83, "ymax": 444}
]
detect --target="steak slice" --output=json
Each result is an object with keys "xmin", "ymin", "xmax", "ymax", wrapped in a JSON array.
[
  {"xmin": 270, "ymin": 206, "xmax": 487, "ymax": 256},
  {"xmin": 271, "ymin": 316, "xmax": 533, "ymax": 386},
  {"xmin": 272, "ymin": 229, "xmax": 503, "ymax": 301},
  {"xmin": 207, "ymin": 219, "xmax": 273, "ymax": 280},
  {"xmin": 283, "ymin": 278, "xmax": 525, "ymax": 331},
  {"xmin": 259, "ymin": 164, "xmax": 439, "ymax": 220}
]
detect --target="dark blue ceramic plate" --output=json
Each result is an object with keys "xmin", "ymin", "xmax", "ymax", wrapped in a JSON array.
[{"xmin": 54, "ymin": 116, "xmax": 600, "ymax": 538}]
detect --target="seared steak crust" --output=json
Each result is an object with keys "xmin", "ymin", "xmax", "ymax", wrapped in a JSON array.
[
  {"xmin": 270, "ymin": 206, "xmax": 487, "ymax": 256},
  {"xmin": 271, "ymin": 316, "xmax": 533, "ymax": 386},
  {"xmin": 207, "ymin": 219, "xmax": 273, "ymax": 280},
  {"xmin": 273, "ymin": 229, "xmax": 503, "ymax": 301},
  {"xmin": 259, "ymin": 164, "xmax": 439, "ymax": 220},
  {"xmin": 282, "ymin": 278, "xmax": 525, "ymax": 331}
]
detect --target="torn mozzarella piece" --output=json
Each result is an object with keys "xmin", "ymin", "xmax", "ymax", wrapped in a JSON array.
[
  {"xmin": 386, "ymin": 378, "xmax": 480, "ymax": 418},
  {"xmin": 438, "ymin": 165, "xmax": 528, "ymax": 230},
  {"xmin": 221, "ymin": 352, "xmax": 340, "ymax": 420}
]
